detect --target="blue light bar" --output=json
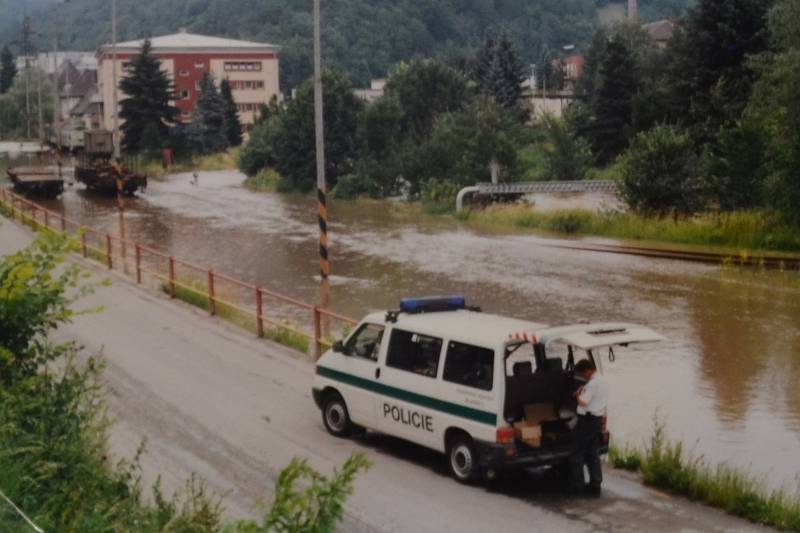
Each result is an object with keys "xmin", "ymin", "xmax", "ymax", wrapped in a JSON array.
[{"xmin": 399, "ymin": 295, "xmax": 466, "ymax": 313}]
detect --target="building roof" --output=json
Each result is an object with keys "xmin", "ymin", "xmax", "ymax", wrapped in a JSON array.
[
  {"xmin": 643, "ymin": 19, "xmax": 676, "ymax": 42},
  {"xmin": 99, "ymin": 31, "xmax": 279, "ymax": 55}
]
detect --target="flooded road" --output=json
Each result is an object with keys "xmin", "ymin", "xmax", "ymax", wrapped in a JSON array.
[{"xmin": 26, "ymin": 170, "xmax": 800, "ymax": 491}]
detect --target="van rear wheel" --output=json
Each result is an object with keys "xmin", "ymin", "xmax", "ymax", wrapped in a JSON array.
[
  {"xmin": 322, "ymin": 394, "xmax": 352, "ymax": 438},
  {"xmin": 447, "ymin": 435, "xmax": 478, "ymax": 483}
]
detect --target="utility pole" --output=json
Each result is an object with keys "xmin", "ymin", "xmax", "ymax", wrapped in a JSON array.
[
  {"xmin": 112, "ymin": 0, "xmax": 121, "ymax": 160},
  {"xmin": 313, "ymin": 0, "xmax": 330, "ymax": 331},
  {"xmin": 36, "ymin": 55, "xmax": 43, "ymax": 146},
  {"xmin": 22, "ymin": 17, "xmax": 33, "ymax": 140},
  {"xmin": 52, "ymin": 2, "xmax": 60, "ymax": 149}
]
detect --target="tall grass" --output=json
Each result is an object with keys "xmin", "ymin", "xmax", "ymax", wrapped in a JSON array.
[
  {"xmin": 243, "ymin": 168, "xmax": 281, "ymax": 192},
  {"xmin": 610, "ymin": 421, "xmax": 800, "ymax": 531},
  {"xmin": 460, "ymin": 205, "xmax": 800, "ymax": 253},
  {"xmin": 140, "ymin": 147, "xmax": 241, "ymax": 178}
]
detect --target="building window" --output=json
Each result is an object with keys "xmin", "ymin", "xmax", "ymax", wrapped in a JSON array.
[
  {"xmin": 180, "ymin": 89, "xmax": 190, "ymax": 100},
  {"xmin": 181, "ymin": 112, "xmax": 191, "ymax": 121},
  {"xmin": 179, "ymin": 69, "xmax": 190, "ymax": 77},
  {"xmin": 194, "ymin": 61, "xmax": 205, "ymax": 68},
  {"xmin": 224, "ymin": 61, "xmax": 262, "ymax": 72}
]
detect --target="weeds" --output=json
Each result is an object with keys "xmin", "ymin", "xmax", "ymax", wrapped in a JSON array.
[
  {"xmin": 462, "ymin": 205, "xmax": 800, "ymax": 253},
  {"xmin": 140, "ymin": 148, "xmax": 240, "ymax": 178},
  {"xmin": 243, "ymin": 168, "xmax": 281, "ymax": 192},
  {"xmin": 609, "ymin": 418, "xmax": 800, "ymax": 531},
  {"xmin": 0, "ymin": 233, "xmax": 368, "ymax": 532}
]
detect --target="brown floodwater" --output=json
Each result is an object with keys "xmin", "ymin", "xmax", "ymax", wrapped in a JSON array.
[{"xmin": 27, "ymin": 170, "xmax": 800, "ymax": 490}]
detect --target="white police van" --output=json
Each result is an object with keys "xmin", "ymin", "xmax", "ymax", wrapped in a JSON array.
[{"xmin": 312, "ymin": 296, "xmax": 664, "ymax": 483}]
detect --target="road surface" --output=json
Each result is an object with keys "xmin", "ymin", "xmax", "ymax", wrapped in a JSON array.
[{"xmin": 0, "ymin": 216, "xmax": 773, "ymax": 532}]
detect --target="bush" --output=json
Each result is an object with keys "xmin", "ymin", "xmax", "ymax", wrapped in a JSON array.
[
  {"xmin": 619, "ymin": 125, "xmax": 705, "ymax": 216},
  {"xmin": 539, "ymin": 114, "xmax": 592, "ymax": 181}
]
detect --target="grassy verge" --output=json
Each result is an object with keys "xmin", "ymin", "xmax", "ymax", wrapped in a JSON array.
[
  {"xmin": 458, "ymin": 205, "xmax": 800, "ymax": 254},
  {"xmin": 140, "ymin": 147, "xmax": 241, "ymax": 178},
  {"xmin": 243, "ymin": 168, "xmax": 281, "ymax": 192},
  {"xmin": 160, "ymin": 279, "xmax": 311, "ymax": 355},
  {"xmin": 610, "ymin": 421, "xmax": 800, "ymax": 530}
]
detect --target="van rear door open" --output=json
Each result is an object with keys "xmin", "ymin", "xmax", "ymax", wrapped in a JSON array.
[{"xmin": 536, "ymin": 323, "xmax": 665, "ymax": 351}]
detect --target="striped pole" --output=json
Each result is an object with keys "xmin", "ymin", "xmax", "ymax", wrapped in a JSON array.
[{"xmin": 313, "ymin": 0, "xmax": 331, "ymax": 337}]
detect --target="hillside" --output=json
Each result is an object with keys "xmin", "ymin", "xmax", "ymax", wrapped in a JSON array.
[{"xmin": 1, "ymin": 0, "xmax": 690, "ymax": 90}]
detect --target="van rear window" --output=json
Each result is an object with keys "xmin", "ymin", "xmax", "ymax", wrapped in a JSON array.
[
  {"xmin": 386, "ymin": 329, "xmax": 442, "ymax": 378},
  {"xmin": 443, "ymin": 341, "xmax": 494, "ymax": 391}
]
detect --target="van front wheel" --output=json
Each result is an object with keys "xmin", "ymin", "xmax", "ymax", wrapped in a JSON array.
[
  {"xmin": 447, "ymin": 435, "xmax": 478, "ymax": 483},
  {"xmin": 322, "ymin": 394, "xmax": 352, "ymax": 438}
]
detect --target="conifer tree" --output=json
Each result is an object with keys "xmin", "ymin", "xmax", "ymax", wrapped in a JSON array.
[
  {"xmin": 0, "ymin": 45, "xmax": 17, "ymax": 94},
  {"xmin": 470, "ymin": 36, "xmax": 527, "ymax": 117},
  {"xmin": 190, "ymin": 73, "xmax": 228, "ymax": 154},
  {"xmin": 118, "ymin": 39, "xmax": 179, "ymax": 153},
  {"xmin": 219, "ymin": 78, "xmax": 242, "ymax": 147},
  {"xmin": 584, "ymin": 36, "xmax": 639, "ymax": 164}
]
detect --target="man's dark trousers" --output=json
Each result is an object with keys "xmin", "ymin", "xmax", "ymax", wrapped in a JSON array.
[{"xmin": 569, "ymin": 415, "xmax": 603, "ymax": 491}]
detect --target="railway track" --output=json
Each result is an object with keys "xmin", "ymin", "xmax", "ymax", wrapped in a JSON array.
[{"xmin": 544, "ymin": 241, "xmax": 800, "ymax": 270}]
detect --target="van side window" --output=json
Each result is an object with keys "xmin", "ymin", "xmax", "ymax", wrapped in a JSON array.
[
  {"xmin": 386, "ymin": 329, "xmax": 442, "ymax": 378},
  {"xmin": 443, "ymin": 341, "xmax": 494, "ymax": 391},
  {"xmin": 343, "ymin": 323, "xmax": 384, "ymax": 361}
]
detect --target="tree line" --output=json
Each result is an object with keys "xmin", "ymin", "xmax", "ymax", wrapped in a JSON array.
[
  {"xmin": 238, "ymin": 0, "xmax": 799, "ymax": 225},
  {"xmin": 0, "ymin": 0, "xmax": 690, "ymax": 91}
]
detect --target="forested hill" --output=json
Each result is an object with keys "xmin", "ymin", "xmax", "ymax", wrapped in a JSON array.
[{"xmin": 1, "ymin": 0, "xmax": 690, "ymax": 89}]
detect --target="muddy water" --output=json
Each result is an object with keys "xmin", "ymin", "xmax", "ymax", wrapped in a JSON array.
[{"xmin": 33, "ymin": 170, "xmax": 800, "ymax": 490}]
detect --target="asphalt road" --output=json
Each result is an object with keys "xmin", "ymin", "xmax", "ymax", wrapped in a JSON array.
[{"xmin": 0, "ymin": 216, "xmax": 773, "ymax": 533}]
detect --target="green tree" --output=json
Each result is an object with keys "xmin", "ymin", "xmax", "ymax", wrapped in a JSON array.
[
  {"xmin": 384, "ymin": 59, "xmax": 469, "ymax": 140},
  {"xmin": 413, "ymin": 97, "xmax": 522, "ymax": 191},
  {"xmin": 584, "ymin": 35, "xmax": 639, "ymax": 164},
  {"xmin": 539, "ymin": 114, "xmax": 592, "ymax": 181},
  {"xmin": 220, "ymin": 78, "xmax": 243, "ymax": 147},
  {"xmin": 743, "ymin": 0, "xmax": 800, "ymax": 222},
  {"xmin": 0, "ymin": 68, "xmax": 53, "ymax": 139},
  {"xmin": 191, "ymin": 73, "xmax": 228, "ymax": 154},
  {"xmin": 619, "ymin": 125, "xmax": 705, "ymax": 216},
  {"xmin": 118, "ymin": 39, "xmax": 179, "ymax": 153},
  {"xmin": 470, "ymin": 36, "xmax": 527, "ymax": 117},
  {"xmin": 664, "ymin": 0, "xmax": 773, "ymax": 135},
  {"xmin": 0, "ymin": 44, "xmax": 16, "ymax": 94},
  {"xmin": 240, "ymin": 69, "xmax": 363, "ymax": 192}
]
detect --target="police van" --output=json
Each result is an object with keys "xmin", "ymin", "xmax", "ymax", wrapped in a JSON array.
[{"xmin": 312, "ymin": 296, "xmax": 664, "ymax": 483}]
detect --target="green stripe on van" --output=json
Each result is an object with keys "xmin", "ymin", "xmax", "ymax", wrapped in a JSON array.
[{"xmin": 316, "ymin": 366, "xmax": 497, "ymax": 426}]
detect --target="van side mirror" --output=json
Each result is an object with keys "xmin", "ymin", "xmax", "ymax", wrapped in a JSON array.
[{"xmin": 332, "ymin": 340, "xmax": 345, "ymax": 354}]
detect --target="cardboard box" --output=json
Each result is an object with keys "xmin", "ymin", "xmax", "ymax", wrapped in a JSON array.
[
  {"xmin": 513, "ymin": 421, "xmax": 542, "ymax": 447},
  {"xmin": 524, "ymin": 402, "xmax": 558, "ymax": 425}
]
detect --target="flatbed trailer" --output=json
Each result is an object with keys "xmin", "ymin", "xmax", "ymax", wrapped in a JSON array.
[{"xmin": 6, "ymin": 165, "xmax": 64, "ymax": 198}]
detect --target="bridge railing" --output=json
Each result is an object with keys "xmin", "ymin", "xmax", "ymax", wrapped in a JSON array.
[{"xmin": 0, "ymin": 187, "xmax": 357, "ymax": 359}]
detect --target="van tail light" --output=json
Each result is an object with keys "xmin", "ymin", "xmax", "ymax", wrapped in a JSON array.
[{"xmin": 496, "ymin": 427, "xmax": 515, "ymax": 444}]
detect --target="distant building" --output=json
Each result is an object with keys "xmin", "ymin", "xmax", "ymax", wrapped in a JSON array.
[
  {"xmin": 561, "ymin": 55, "xmax": 585, "ymax": 90},
  {"xmin": 16, "ymin": 51, "xmax": 97, "ymax": 75},
  {"xmin": 96, "ymin": 30, "xmax": 281, "ymax": 132},
  {"xmin": 354, "ymin": 79, "xmax": 386, "ymax": 103},
  {"xmin": 643, "ymin": 19, "xmax": 676, "ymax": 48}
]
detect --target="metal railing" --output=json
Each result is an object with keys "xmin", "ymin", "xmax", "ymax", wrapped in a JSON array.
[
  {"xmin": 0, "ymin": 187, "xmax": 357, "ymax": 359},
  {"xmin": 0, "ymin": 488, "xmax": 44, "ymax": 532}
]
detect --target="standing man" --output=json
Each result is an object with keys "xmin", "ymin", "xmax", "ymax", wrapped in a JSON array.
[{"xmin": 569, "ymin": 358, "xmax": 608, "ymax": 496}]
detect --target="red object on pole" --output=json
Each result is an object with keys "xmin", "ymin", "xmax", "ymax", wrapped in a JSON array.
[
  {"xmin": 208, "ymin": 270, "xmax": 216, "ymax": 315},
  {"xmin": 256, "ymin": 287, "xmax": 264, "ymax": 337},
  {"xmin": 314, "ymin": 306, "xmax": 322, "ymax": 360},
  {"xmin": 135, "ymin": 244, "xmax": 142, "ymax": 284},
  {"xmin": 106, "ymin": 234, "xmax": 113, "ymax": 269},
  {"xmin": 169, "ymin": 257, "xmax": 176, "ymax": 298}
]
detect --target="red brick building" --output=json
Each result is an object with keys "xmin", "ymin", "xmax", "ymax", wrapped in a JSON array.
[{"xmin": 97, "ymin": 30, "xmax": 280, "ymax": 131}]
